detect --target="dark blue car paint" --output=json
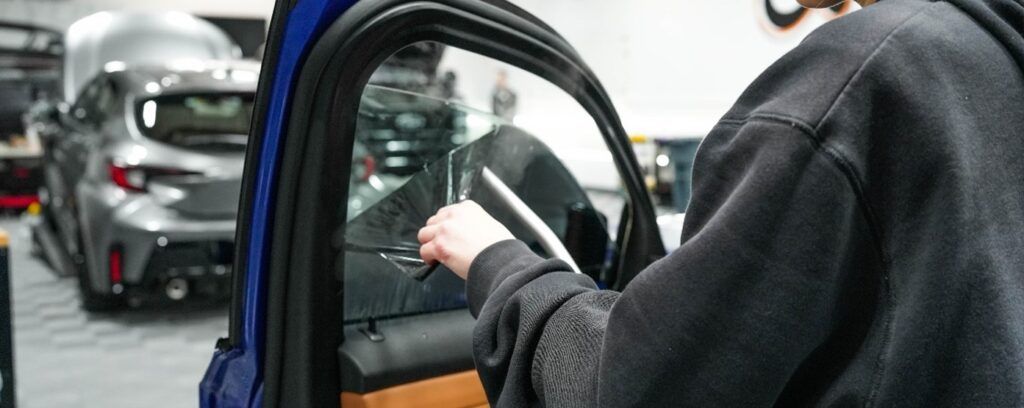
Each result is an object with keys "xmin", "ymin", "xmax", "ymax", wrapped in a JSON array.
[{"xmin": 199, "ymin": 0, "xmax": 357, "ymax": 406}]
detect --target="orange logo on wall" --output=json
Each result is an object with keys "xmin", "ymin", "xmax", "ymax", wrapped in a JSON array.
[{"xmin": 759, "ymin": 0, "xmax": 852, "ymax": 33}]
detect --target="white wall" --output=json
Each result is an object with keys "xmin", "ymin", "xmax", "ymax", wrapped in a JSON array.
[{"xmin": 508, "ymin": 0, "xmax": 858, "ymax": 138}]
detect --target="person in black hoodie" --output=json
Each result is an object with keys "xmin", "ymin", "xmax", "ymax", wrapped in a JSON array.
[{"xmin": 417, "ymin": 0, "xmax": 1024, "ymax": 405}]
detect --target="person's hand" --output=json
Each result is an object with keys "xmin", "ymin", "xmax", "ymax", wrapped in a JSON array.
[{"xmin": 418, "ymin": 200, "xmax": 515, "ymax": 280}]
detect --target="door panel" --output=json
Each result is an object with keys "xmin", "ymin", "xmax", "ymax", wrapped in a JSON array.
[
  {"xmin": 244, "ymin": 1, "xmax": 664, "ymax": 407},
  {"xmin": 339, "ymin": 310, "xmax": 475, "ymax": 393}
]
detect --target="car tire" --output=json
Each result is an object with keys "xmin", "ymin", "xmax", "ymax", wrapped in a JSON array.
[{"xmin": 77, "ymin": 264, "xmax": 124, "ymax": 312}]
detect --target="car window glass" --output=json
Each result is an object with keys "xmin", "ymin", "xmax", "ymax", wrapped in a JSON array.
[
  {"xmin": 339, "ymin": 42, "xmax": 631, "ymax": 323},
  {"xmin": 72, "ymin": 78, "xmax": 100, "ymax": 123},
  {"xmin": 95, "ymin": 80, "xmax": 116, "ymax": 118},
  {"xmin": 135, "ymin": 93, "xmax": 254, "ymax": 153}
]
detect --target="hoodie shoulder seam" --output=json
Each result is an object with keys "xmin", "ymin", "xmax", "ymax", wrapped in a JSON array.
[
  {"xmin": 722, "ymin": 111, "xmax": 893, "ymax": 406},
  {"xmin": 814, "ymin": 3, "xmax": 931, "ymax": 134},
  {"xmin": 809, "ymin": 6, "xmax": 932, "ymax": 406}
]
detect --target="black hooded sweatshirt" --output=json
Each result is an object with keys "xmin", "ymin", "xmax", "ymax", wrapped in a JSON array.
[{"xmin": 466, "ymin": 0, "xmax": 1024, "ymax": 406}]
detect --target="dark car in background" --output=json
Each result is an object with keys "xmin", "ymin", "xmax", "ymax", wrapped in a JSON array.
[
  {"xmin": 0, "ymin": 22, "xmax": 62, "ymax": 210},
  {"xmin": 31, "ymin": 61, "xmax": 258, "ymax": 310}
]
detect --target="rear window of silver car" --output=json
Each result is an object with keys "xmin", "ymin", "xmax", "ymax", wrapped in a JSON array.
[{"xmin": 135, "ymin": 93, "xmax": 253, "ymax": 153}]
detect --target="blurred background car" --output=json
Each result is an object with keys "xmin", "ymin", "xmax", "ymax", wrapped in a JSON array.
[
  {"xmin": 26, "ymin": 11, "xmax": 254, "ymax": 310},
  {"xmin": 31, "ymin": 61, "xmax": 258, "ymax": 310}
]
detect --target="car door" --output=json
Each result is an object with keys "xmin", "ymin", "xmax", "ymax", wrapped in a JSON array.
[
  {"xmin": 201, "ymin": 1, "xmax": 665, "ymax": 407},
  {"xmin": 64, "ymin": 76, "xmax": 113, "ymax": 193},
  {"xmin": 45, "ymin": 76, "xmax": 106, "ymax": 259}
]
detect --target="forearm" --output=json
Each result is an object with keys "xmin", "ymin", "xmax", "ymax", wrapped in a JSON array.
[
  {"xmin": 465, "ymin": 118, "xmax": 876, "ymax": 407},
  {"xmin": 468, "ymin": 240, "xmax": 610, "ymax": 406}
]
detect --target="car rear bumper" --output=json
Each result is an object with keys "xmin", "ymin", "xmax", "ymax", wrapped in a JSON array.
[
  {"xmin": 78, "ymin": 183, "xmax": 236, "ymax": 300},
  {"xmin": 119, "ymin": 238, "xmax": 235, "ymax": 304}
]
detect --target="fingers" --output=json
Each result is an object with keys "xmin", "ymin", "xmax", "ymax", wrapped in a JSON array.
[
  {"xmin": 425, "ymin": 213, "xmax": 443, "ymax": 226},
  {"xmin": 427, "ymin": 206, "xmax": 454, "ymax": 226},
  {"xmin": 419, "ymin": 241, "xmax": 438, "ymax": 265},
  {"xmin": 427, "ymin": 200, "xmax": 478, "ymax": 225},
  {"xmin": 419, "ymin": 239, "xmax": 450, "ymax": 265},
  {"xmin": 417, "ymin": 224, "xmax": 439, "ymax": 244},
  {"xmin": 420, "ymin": 200, "xmax": 482, "ymax": 268},
  {"xmin": 437, "ymin": 200, "xmax": 478, "ymax": 217},
  {"xmin": 435, "ymin": 203, "xmax": 457, "ymax": 218}
]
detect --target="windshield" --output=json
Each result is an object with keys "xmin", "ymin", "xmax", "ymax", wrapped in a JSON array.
[{"xmin": 135, "ymin": 93, "xmax": 254, "ymax": 153}]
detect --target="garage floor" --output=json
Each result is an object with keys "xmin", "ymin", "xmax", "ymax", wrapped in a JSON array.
[{"xmin": 2, "ymin": 217, "xmax": 228, "ymax": 408}]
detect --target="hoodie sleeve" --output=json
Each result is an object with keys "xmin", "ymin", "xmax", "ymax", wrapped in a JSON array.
[{"xmin": 468, "ymin": 116, "xmax": 880, "ymax": 407}]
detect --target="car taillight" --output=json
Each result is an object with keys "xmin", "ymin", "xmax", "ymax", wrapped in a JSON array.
[
  {"xmin": 108, "ymin": 163, "xmax": 147, "ymax": 192},
  {"xmin": 109, "ymin": 246, "xmax": 123, "ymax": 285},
  {"xmin": 108, "ymin": 162, "xmax": 199, "ymax": 192}
]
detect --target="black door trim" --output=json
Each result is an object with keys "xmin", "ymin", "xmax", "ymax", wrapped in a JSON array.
[{"xmin": 225, "ymin": 0, "xmax": 293, "ymax": 346}]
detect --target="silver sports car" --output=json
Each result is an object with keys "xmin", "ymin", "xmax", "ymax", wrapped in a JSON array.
[{"xmin": 32, "ymin": 61, "xmax": 258, "ymax": 310}]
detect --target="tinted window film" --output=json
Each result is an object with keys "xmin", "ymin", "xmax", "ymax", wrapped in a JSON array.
[{"xmin": 340, "ymin": 43, "xmax": 631, "ymax": 323}]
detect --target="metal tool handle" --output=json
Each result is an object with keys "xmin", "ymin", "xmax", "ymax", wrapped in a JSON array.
[{"xmin": 480, "ymin": 167, "xmax": 581, "ymax": 274}]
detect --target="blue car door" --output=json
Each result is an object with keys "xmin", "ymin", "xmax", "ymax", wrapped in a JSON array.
[{"xmin": 201, "ymin": 1, "xmax": 665, "ymax": 407}]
